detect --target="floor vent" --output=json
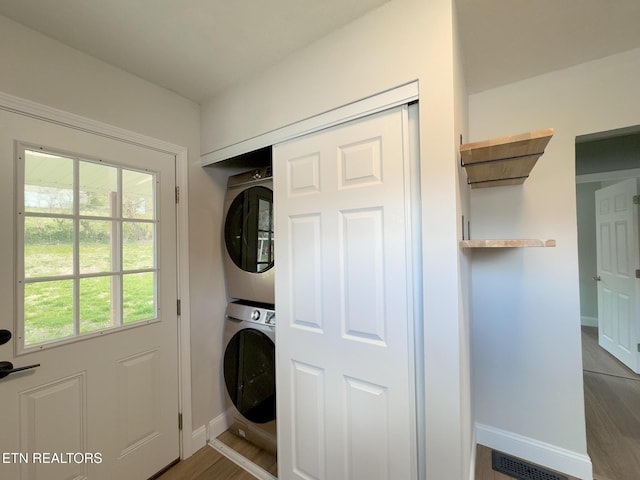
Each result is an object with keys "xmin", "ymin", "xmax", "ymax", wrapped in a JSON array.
[{"xmin": 491, "ymin": 450, "xmax": 568, "ymax": 480}]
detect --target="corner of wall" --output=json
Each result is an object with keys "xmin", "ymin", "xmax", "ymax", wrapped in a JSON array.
[
  {"xmin": 207, "ymin": 413, "xmax": 230, "ymax": 443},
  {"xmin": 468, "ymin": 426, "xmax": 477, "ymax": 480},
  {"xmin": 190, "ymin": 412, "xmax": 229, "ymax": 455},
  {"xmin": 191, "ymin": 425, "xmax": 207, "ymax": 452}
]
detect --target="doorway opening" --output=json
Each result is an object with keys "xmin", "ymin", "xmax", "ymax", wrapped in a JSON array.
[{"xmin": 575, "ymin": 125, "xmax": 640, "ymax": 479}]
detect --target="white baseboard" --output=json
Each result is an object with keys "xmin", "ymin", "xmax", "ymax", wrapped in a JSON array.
[
  {"xmin": 191, "ymin": 425, "xmax": 207, "ymax": 451},
  {"xmin": 475, "ymin": 423, "xmax": 592, "ymax": 480},
  {"xmin": 581, "ymin": 316, "xmax": 598, "ymax": 327},
  {"xmin": 208, "ymin": 412, "xmax": 230, "ymax": 440},
  {"xmin": 191, "ymin": 412, "xmax": 229, "ymax": 452}
]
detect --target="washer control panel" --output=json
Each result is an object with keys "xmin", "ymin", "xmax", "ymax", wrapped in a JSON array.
[
  {"xmin": 265, "ymin": 312, "xmax": 276, "ymax": 326},
  {"xmin": 226, "ymin": 301, "xmax": 275, "ymax": 327}
]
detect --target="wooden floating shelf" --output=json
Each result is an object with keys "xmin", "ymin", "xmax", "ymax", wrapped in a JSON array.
[
  {"xmin": 460, "ymin": 239, "xmax": 556, "ymax": 249},
  {"xmin": 460, "ymin": 128, "xmax": 554, "ymax": 188}
]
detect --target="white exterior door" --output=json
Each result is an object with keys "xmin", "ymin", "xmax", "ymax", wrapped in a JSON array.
[
  {"xmin": 595, "ymin": 178, "xmax": 640, "ymax": 373},
  {"xmin": 0, "ymin": 109, "xmax": 180, "ymax": 479},
  {"xmin": 274, "ymin": 105, "xmax": 418, "ymax": 480}
]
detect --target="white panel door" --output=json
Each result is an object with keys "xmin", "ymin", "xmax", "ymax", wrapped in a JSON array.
[
  {"xmin": 274, "ymin": 106, "xmax": 417, "ymax": 480},
  {"xmin": 0, "ymin": 109, "xmax": 179, "ymax": 479},
  {"xmin": 595, "ymin": 178, "xmax": 640, "ymax": 373}
]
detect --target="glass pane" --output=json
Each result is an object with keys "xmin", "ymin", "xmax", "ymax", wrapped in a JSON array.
[
  {"xmin": 123, "ymin": 222, "xmax": 154, "ymax": 270},
  {"xmin": 257, "ymin": 232, "xmax": 274, "ymax": 272},
  {"xmin": 24, "ymin": 280, "xmax": 74, "ymax": 345},
  {"xmin": 79, "ymin": 161, "xmax": 118, "ymax": 217},
  {"xmin": 24, "ymin": 150, "xmax": 73, "ymax": 214},
  {"xmin": 224, "ymin": 186, "xmax": 274, "ymax": 273},
  {"xmin": 258, "ymin": 198, "xmax": 272, "ymax": 231},
  {"xmin": 257, "ymin": 197, "xmax": 273, "ymax": 272},
  {"xmin": 223, "ymin": 329, "xmax": 276, "ymax": 423},
  {"xmin": 24, "ymin": 217, "xmax": 73, "ymax": 278},
  {"xmin": 123, "ymin": 272, "xmax": 156, "ymax": 323},
  {"xmin": 80, "ymin": 276, "xmax": 114, "ymax": 334},
  {"xmin": 123, "ymin": 170, "xmax": 154, "ymax": 219},
  {"xmin": 79, "ymin": 220, "xmax": 114, "ymax": 274}
]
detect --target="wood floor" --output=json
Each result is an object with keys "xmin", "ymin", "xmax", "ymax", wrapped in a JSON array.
[
  {"xmin": 581, "ymin": 326, "xmax": 640, "ymax": 480},
  {"xmin": 159, "ymin": 441, "xmax": 580, "ymax": 480},
  {"xmin": 156, "ymin": 430, "xmax": 276, "ymax": 480},
  {"xmin": 155, "ymin": 445, "xmax": 255, "ymax": 480},
  {"xmin": 160, "ymin": 327, "xmax": 639, "ymax": 480},
  {"xmin": 581, "ymin": 326, "xmax": 640, "ymax": 381}
]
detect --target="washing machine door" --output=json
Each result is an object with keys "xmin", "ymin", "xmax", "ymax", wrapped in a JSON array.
[
  {"xmin": 223, "ymin": 328, "xmax": 276, "ymax": 424},
  {"xmin": 224, "ymin": 185, "xmax": 274, "ymax": 274}
]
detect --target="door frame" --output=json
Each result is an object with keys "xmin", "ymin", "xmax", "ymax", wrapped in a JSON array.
[
  {"xmin": 576, "ymin": 168, "xmax": 640, "ymax": 185},
  {"xmin": 0, "ymin": 91, "xmax": 195, "ymax": 459},
  {"xmin": 203, "ymin": 82, "xmax": 422, "ymax": 479},
  {"xmin": 201, "ymin": 81, "xmax": 419, "ymax": 165}
]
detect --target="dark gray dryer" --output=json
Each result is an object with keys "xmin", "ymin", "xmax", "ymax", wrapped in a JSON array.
[{"xmin": 223, "ymin": 167, "xmax": 274, "ymax": 305}]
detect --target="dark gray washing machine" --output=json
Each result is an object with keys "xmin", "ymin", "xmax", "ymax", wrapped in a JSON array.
[
  {"xmin": 223, "ymin": 301, "xmax": 276, "ymax": 454},
  {"xmin": 223, "ymin": 167, "xmax": 274, "ymax": 305}
]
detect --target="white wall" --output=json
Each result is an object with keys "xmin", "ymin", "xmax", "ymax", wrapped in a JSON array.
[
  {"xmin": 0, "ymin": 15, "xmax": 222, "ymax": 438},
  {"xmin": 201, "ymin": 0, "xmax": 472, "ymax": 477},
  {"xmin": 468, "ymin": 47, "xmax": 640, "ymax": 478}
]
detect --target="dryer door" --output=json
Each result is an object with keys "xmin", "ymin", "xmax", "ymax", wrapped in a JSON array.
[
  {"xmin": 223, "ymin": 328, "xmax": 276, "ymax": 424},
  {"xmin": 224, "ymin": 186, "xmax": 274, "ymax": 273}
]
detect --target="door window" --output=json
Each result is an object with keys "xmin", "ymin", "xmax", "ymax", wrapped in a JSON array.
[
  {"xmin": 223, "ymin": 328, "xmax": 276, "ymax": 424},
  {"xmin": 224, "ymin": 186, "xmax": 274, "ymax": 273},
  {"xmin": 17, "ymin": 145, "xmax": 158, "ymax": 350}
]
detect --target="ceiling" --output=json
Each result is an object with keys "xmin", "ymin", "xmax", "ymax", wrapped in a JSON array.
[
  {"xmin": 0, "ymin": 0, "xmax": 389, "ymax": 103},
  {"xmin": 1, "ymin": 0, "xmax": 640, "ymax": 103},
  {"xmin": 456, "ymin": 0, "xmax": 640, "ymax": 94}
]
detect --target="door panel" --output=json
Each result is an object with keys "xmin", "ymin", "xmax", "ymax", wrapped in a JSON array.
[
  {"xmin": 0, "ymin": 109, "xmax": 179, "ymax": 480},
  {"xmin": 116, "ymin": 349, "xmax": 161, "ymax": 456},
  {"xmin": 341, "ymin": 207, "xmax": 385, "ymax": 344},
  {"xmin": 274, "ymin": 106, "xmax": 417, "ymax": 480},
  {"xmin": 19, "ymin": 373, "xmax": 87, "ymax": 480},
  {"xmin": 595, "ymin": 178, "xmax": 640, "ymax": 373},
  {"xmin": 291, "ymin": 361, "xmax": 325, "ymax": 479}
]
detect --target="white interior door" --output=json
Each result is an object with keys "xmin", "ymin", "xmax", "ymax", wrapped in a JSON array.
[
  {"xmin": 274, "ymin": 105, "xmax": 417, "ymax": 480},
  {"xmin": 0, "ymin": 109, "xmax": 179, "ymax": 479},
  {"xmin": 595, "ymin": 178, "xmax": 640, "ymax": 373}
]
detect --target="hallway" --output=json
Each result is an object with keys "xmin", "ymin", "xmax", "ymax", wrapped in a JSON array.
[{"xmin": 582, "ymin": 326, "xmax": 640, "ymax": 480}]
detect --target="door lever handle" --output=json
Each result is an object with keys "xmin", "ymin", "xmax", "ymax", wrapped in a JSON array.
[
  {"xmin": 0, "ymin": 361, "xmax": 40, "ymax": 379},
  {"xmin": 593, "ymin": 276, "xmax": 601, "ymax": 281}
]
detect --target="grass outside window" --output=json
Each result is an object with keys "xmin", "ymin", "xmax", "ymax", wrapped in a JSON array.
[{"xmin": 19, "ymin": 147, "xmax": 158, "ymax": 349}]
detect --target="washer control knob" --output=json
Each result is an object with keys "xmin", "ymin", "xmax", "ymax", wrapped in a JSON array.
[{"xmin": 251, "ymin": 310, "xmax": 261, "ymax": 321}]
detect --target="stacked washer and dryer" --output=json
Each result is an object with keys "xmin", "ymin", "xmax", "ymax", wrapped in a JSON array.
[{"xmin": 222, "ymin": 165, "xmax": 277, "ymax": 455}]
